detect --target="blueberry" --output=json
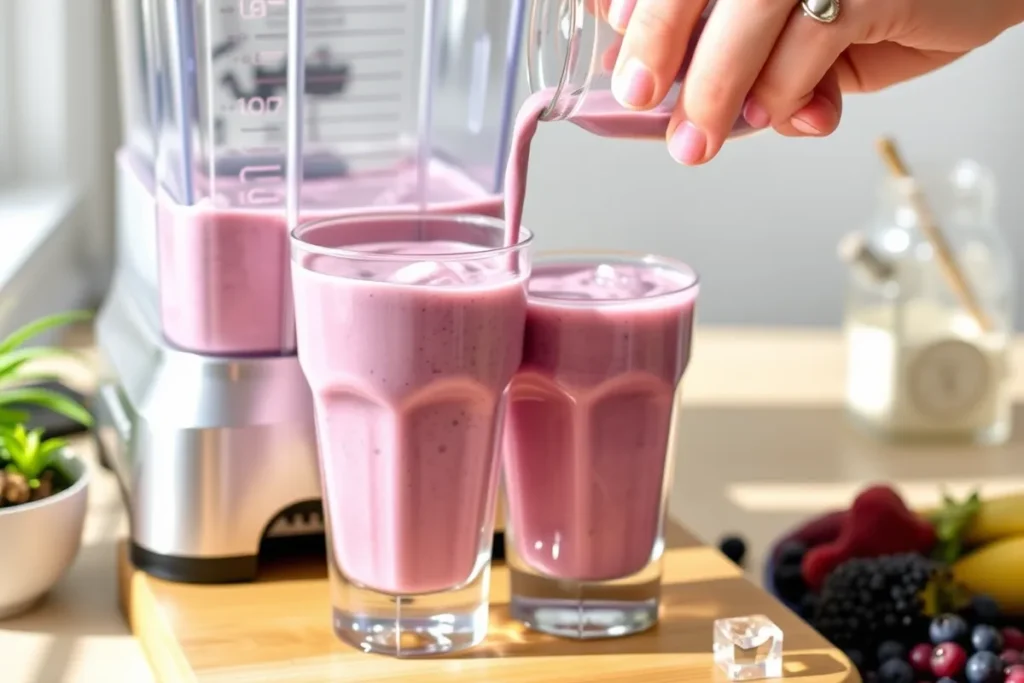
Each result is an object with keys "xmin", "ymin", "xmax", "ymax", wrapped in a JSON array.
[
  {"xmin": 877, "ymin": 658, "xmax": 914, "ymax": 683},
  {"xmin": 718, "ymin": 535, "xmax": 746, "ymax": 566},
  {"xmin": 931, "ymin": 613, "xmax": 969, "ymax": 645},
  {"xmin": 844, "ymin": 648, "xmax": 864, "ymax": 671},
  {"xmin": 971, "ymin": 624, "xmax": 1004, "ymax": 653},
  {"xmin": 777, "ymin": 539, "xmax": 807, "ymax": 566},
  {"xmin": 971, "ymin": 595, "xmax": 1001, "ymax": 622},
  {"xmin": 936, "ymin": 679, "xmax": 958, "ymax": 683},
  {"xmin": 798, "ymin": 593, "xmax": 818, "ymax": 620},
  {"xmin": 876, "ymin": 640, "xmax": 906, "ymax": 664},
  {"xmin": 773, "ymin": 563, "xmax": 807, "ymax": 602},
  {"xmin": 965, "ymin": 651, "xmax": 1003, "ymax": 683}
]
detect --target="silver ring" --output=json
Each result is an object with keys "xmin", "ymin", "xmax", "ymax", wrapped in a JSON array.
[{"xmin": 801, "ymin": 0, "xmax": 840, "ymax": 23}]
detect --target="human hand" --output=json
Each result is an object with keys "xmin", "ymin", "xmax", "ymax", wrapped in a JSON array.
[{"xmin": 606, "ymin": 0, "xmax": 1023, "ymax": 165}]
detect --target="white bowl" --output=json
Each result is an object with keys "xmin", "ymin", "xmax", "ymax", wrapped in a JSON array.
[{"xmin": 0, "ymin": 451, "xmax": 89, "ymax": 619}]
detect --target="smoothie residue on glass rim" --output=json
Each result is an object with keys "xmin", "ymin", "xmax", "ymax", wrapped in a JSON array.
[
  {"xmin": 527, "ymin": 261, "xmax": 696, "ymax": 301},
  {"xmin": 303, "ymin": 240, "xmax": 514, "ymax": 288}
]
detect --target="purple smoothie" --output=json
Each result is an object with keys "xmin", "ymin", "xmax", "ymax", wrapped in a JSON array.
[
  {"xmin": 503, "ymin": 255, "xmax": 698, "ymax": 581},
  {"xmin": 291, "ymin": 216, "xmax": 530, "ymax": 596}
]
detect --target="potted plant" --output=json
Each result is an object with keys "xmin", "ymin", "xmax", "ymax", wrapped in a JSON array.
[{"xmin": 0, "ymin": 310, "xmax": 94, "ymax": 619}]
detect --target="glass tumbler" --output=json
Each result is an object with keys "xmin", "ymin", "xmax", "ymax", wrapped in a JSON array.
[
  {"xmin": 503, "ymin": 251, "xmax": 699, "ymax": 639},
  {"xmin": 290, "ymin": 213, "xmax": 533, "ymax": 656}
]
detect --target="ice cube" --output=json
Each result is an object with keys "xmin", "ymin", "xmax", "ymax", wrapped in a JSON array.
[
  {"xmin": 713, "ymin": 615, "xmax": 783, "ymax": 681},
  {"xmin": 389, "ymin": 261, "xmax": 463, "ymax": 286},
  {"xmin": 592, "ymin": 263, "xmax": 620, "ymax": 287},
  {"xmin": 584, "ymin": 264, "xmax": 652, "ymax": 299},
  {"xmin": 451, "ymin": 260, "xmax": 503, "ymax": 284}
]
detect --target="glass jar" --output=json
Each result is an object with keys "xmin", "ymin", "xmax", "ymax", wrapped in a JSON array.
[
  {"xmin": 526, "ymin": 0, "xmax": 756, "ymax": 137},
  {"xmin": 841, "ymin": 160, "xmax": 1014, "ymax": 445}
]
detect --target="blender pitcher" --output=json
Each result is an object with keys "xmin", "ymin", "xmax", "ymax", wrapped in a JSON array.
[
  {"xmin": 112, "ymin": 0, "xmax": 162, "ymax": 296},
  {"xmin": 151, "ymin": 0, "xmax": 526, "ymax": 356}
]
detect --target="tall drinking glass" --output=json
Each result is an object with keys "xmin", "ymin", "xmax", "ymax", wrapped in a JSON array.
[
  {"xmin": 290, "ymin": 213, "xmax": 532, "ymax": 656},
  {"xmin": 503, "ymin": 251, "xmax": 699, "ymax": 639}
]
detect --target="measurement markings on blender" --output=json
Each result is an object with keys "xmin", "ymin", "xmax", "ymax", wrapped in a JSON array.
[
  {"xmin": 298, "ymin": 0, "xmax": 416, "ymax": 166},
  {"xmin": 222, "ymin": 0, "xmax": 293, "ymax": 205},
  {"xmin": 214, "ymin": 0, "xmax": 417, "ymax": 193}
]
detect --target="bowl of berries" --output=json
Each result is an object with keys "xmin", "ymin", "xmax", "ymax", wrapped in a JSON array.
[{"xmin": 764, "ymin": 484, "xmax": 1024, "ymax": 682}]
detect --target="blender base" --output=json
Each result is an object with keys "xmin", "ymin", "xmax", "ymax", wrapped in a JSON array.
[
  {"xmin": 93, "ymin": 270, "xmax": 324, "ymax": 584},
  {"xmin": 124, "ymin": 503, "xmax": 326, "ymax": 584}
]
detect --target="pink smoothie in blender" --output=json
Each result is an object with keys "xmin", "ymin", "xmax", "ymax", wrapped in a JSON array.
[
  {"xmin": 153, "ymin": 0, "xmax": 525, "ymax": 357},
  {"xmin": 157, "ymin": 162, "xmax": 501, "ymax": 355},
  {"xmin": 291, "ymin": 213, "xmax": 531, "ymax": 656},
  {"xmin": 503, "ymin": 253, "xmax": 698, "ymax": 639}
]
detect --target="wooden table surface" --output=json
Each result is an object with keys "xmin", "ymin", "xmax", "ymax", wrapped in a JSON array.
[
  {"xmin": 7, "ymin": 325, "xmax": 1024, "ymax": 682},
  {"xmin": 671, "ymin": 327, "xmax": 1024, "ymax": 576},
  {"xmin": 119, "ymin": 519, "xmax": 859, "ymax": 683}
]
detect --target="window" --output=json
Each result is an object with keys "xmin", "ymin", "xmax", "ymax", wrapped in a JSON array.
[{"xmin": 0, "ymin": 0, "xmax": 119, "ymax": 337}]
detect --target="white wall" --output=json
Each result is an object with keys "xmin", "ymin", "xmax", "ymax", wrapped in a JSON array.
[
  {"xmin": 53, "ymin": 12, "xmax": 1024, "ymax": 330},
  {"xmin": 513, "ymin": 27, "xmax": 1024, "ymax": 328},
  {"xmin": 0, "ymin": 0, "xmax": 120, "ymax": 340}
]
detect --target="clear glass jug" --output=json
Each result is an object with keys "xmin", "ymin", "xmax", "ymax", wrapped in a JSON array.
[
  {"xmin": 142, "ymin": 0, "xmax": 525, "ymax": 356},
  {"xmin": 113, "ymin": 0, "xmax": 160, "ymax": 165},
  {"xmin": 113, "ymin": 0, "xmax": 163, "ymax": 296},
  {"xmin": 841, "ymin": 160, "xmax": 1015, "ymax": 444},
  {"xmin": 526, "ymin": 0, "xmax": 755, "ymax": 137}
]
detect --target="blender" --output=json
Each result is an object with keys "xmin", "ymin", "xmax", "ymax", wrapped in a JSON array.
[{"xmin": 97, "ymin": 0, "xmax": 525, "ymax": 583}]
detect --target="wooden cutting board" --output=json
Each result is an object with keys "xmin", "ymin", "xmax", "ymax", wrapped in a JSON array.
[{"xmin": 118, "ymin": 520, "xmax": 859, "ymax": 683}]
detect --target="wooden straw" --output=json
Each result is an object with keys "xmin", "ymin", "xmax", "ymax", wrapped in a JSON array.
[{"xmin": 874, "ymin": 138, "xmax": 993, "ymax": 333}]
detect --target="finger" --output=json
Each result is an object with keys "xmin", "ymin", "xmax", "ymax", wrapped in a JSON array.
[
  {"xmin": 607, "ymin": 0, "xmax": 636, "ymax": 32},
  {"xmin": 601, "ymin": 34, "xmax": 624, "ymax": 74},
  {"xmin": 585, "ymin": 0, "xmax": 616, "ymax": 24},
  {"xmin": 666, "ymin": 0, "xmax": 795, "ymax": 165},
  {"xmin": 611, "ymin": 0, "xmax": 705, "ymax": 110},
  {"xmin": 772, "ymin": 67, "xmax": 843, "ymax": 137},
  {"xmin": 746, "ymin": 5, "xmax": 852, "ymax": 133}
]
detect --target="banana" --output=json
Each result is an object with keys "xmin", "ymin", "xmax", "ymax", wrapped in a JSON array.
[
  {"xmin": 964, "ymin": 493, "xmax": 1024, "ymax": 545},
  {"xmin": 919, "ymin": 492, "xmax": 1024, "ymax": 546},
  {"xmin": 952, "ymin": 535, "xmax": 1024, "ymax": 615}
]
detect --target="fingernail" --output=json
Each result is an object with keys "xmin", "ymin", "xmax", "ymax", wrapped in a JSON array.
[
  {"xmin": 791, "ymin": 92, "xmax": 840, "ymax": 136},
  {"xmin": 742, "ymin": 99, "xmax": 770, "ymax": 129},
  {"xmin": 608, "ymin": 0, "xmax": 636, "ymax": 31},
  {"xmin": 612, "ymin": 58, "xmax": 655, "ymax": 109},
  {"xmin": 790, "ymin": 115, "xmax": 824, "ymax": 135},
  {"xmin": 668, "ymin": 122, "xmax": 707, "ymax": 165}
]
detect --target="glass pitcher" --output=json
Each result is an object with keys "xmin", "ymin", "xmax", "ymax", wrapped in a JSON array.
[{"xmin": 526, "ymin": 0, "xmax": 756, "ymax": 137}]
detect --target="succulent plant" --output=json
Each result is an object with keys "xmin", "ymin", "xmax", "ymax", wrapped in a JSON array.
[{"xmin": 0, "ymin": 310, "xmax": 93, "ymax": 505}]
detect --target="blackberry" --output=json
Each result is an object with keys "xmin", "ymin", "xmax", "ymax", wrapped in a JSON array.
[
  {"xmin": 718, "ymin": 535, "xmax": 747, "ymax": 566},
  {"xmin": 811, "ymin": 553, "xmax": 948, "ymax": 655}
]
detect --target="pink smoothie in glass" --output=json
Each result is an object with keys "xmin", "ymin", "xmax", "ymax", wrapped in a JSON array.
[
  {"xmin": 292, "ymin": 226, "xmax": 528, "ymax": 596},
  {"xmin": 158, "ymin": 159, "xmax": 503, "ymax": 355},
  {"xmin": 503, "ymin": 257, "xmax": 698, "ymax": 582}
]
